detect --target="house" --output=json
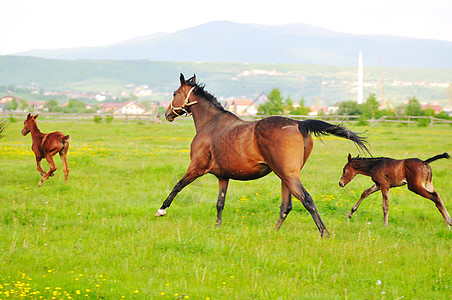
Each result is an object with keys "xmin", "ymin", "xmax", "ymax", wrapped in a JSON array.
[
  {"xmin": 113, "ymin": 101, "xmax": 146, "ymax": 114},
  {"xmin": 421, "ymin": 103, "xmax": 443, "ymax": 114},
  {"xmin": 226, "ymin": 99, "xmax": 257, "ymax": 116},
  {"xmin": 99, "ymin": 101, "xmax": 146, "ymax": 114}
]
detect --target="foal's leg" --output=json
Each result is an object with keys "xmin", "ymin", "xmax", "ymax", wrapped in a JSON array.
[
  {"xmin": 155, "ymin": 169, "xmax": 201, "ymax": 217},
  {"xmin": 284, "ymin": 177, "xmax": 329, "ymax": 237},
  {"xmin": 60, "ymin": 142, "xmax": 69, "ymax": 183},
  {"xmin": 275, "ymin": 180, "xmax": 292, "ymax": 230},
  {"xmin": 408, "ymin": 184, "xmax": 452, "ymax": 228},
  {"xmin": 39, "ymin": 152, "xmax": 59, "ymax": 186},
  {"xmin": 347, "ymin": 184, "xmax": 380, "ymax": 219},
  {"xmin": 36, "ymin": 157, "xmax": 46, "ymax": 176},
  {"xmin": 215, "ymin": 178, "xmax": 229, "ymax": 226}
]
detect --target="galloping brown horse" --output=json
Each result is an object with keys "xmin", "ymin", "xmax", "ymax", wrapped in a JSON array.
[
  {"xmin": 155, "ymin": 74, "xmax": 369, "ymax": 237},
  {"xmin": 339, "ymin": 153, "xmax": 452, "ymax": 227},
  {"xmin": 22, "ymin": 113, "xmax": 70, "ymax": 186}
]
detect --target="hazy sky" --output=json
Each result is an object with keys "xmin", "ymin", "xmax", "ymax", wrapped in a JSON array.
[{"xmin": 1, "ymin": 0, "xmax": 451, "ymax": 55}]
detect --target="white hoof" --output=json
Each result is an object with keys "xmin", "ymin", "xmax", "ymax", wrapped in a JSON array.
[{"xmin": 155, "ymin": 208, "xmax": 167, "ymax": 217}]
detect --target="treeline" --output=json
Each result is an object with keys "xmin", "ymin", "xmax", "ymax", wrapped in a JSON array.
[
  {"xmin": 257, "ymin": 88, "xmax": 451, "ymax": 120},
  {"xmin": 4, "ymin": 98, "xmax": 98, "ymax": 113}
]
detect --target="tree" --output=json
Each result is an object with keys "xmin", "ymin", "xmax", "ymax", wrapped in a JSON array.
[
  {"xmin": 362, "ymin": 93, "xmax": 380, "ymax": 119},
  {"xmin": 44, "ymin": 99, "xmax": 63, "ymax": 112},
  {"xmin": 257, "ymin": 88, "xmax": 284, "ymax": 115},
  {"xmin": 64, "ymin": 98, "xmax": 87, "ymax": 113},
  {"xmin": 5, "ymin": 98, "xmax": 18, "ymax": 111},
  {"xmin": 405, "ymin": 97, "xmax": 422, "ymax": 116},
  {"xmin": 337, "ymin": 101, "xmax": 363, "ymax": 115},
  {"xmin": 290, "ymin": 98, "xmax": 311, "ymax": 115},
  {"xmin": 18, "ymin": 98, "xmax": 29, "ymax": 111}
]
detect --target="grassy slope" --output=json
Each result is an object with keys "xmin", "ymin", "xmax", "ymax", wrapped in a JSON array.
[{"xmin": 0, "ymin": 119, "xmax": 451, "ymax": 299}]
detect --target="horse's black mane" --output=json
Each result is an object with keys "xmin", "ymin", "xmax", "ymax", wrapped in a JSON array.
[
  {"xmin": 352, "ymin": 156, "xmax": 389, "ymax": 161},
  {"xmin": 188, "ymin": 82, "xmax": 226, "ymax": 112}
]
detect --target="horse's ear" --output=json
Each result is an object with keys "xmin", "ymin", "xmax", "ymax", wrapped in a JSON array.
[
  {"xmin": 33, "ymin": 114, "xmax": 39, "ymax": 119},
  {"xmin": 356, "ymin": 154, "xmax": 360, "ymax": 159},
  {"xmin": 180, "ymin": 73, "xmax": 185, "ymax": 85},
  {"xmin": 27, "ymin": 113, "xmax": 32, "ymax": 119},
  {"xmin": 347, "ymin": 153, "xmax": 352, "ymax": 161},
  {"xmin": 188, "ymin": 74, "xmax": 196, "ymax": 84}
]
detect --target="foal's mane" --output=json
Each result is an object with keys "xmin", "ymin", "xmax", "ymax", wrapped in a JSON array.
[
  {"xmin": 188, "ymin": 82, "xmax": 226, "ymax": 112},
  {"xmin": 352, "ymin": 156, "xmax": 388, "ymax": 161}
]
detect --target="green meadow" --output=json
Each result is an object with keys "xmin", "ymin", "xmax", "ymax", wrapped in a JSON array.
[{"xmin": 0, "ymin": 118, "xmax": 451, "ymax": 299}]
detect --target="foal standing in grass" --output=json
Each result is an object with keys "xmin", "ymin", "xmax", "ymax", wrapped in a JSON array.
[
  {"xmin": 22, "ymin": 114, "xmax": 70, "ymax": 186},
  {"xmin": 339, "ymin": 153, "xmax": 452, "ymax": 227},
  {"xmin": 155, "ymin": 74, "xmax": 370, "ymax": 237}
]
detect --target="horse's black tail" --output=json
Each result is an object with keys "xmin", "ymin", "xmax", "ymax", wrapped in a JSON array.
[
  {"xmin": 298, "ymin": 119, "xmax": 371, "ymax": 155},
  {"xmin": 424, "ymin": 153, "xmax": 450, "ymax": 164}
]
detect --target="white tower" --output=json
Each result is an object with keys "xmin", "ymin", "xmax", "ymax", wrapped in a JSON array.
[{"xmin": 357, "ymin": 50, "xmax": 363, "ymax": 104}]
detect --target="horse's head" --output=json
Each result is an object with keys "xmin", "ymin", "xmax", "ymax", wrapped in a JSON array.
[
  {"xmin": 22, "ymin": 113, "xmax": 38, "ymax": 136},
  {"xmin": 339, "ymin": 153, "xmax": 360, "ymax": 187},
  {"xmin": 165, "ymin": 73, "xmax": 198, "ymax": 122}
]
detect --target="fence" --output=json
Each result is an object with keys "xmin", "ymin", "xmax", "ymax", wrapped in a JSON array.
[{"xmin": 2, "ymin": 112, "xmax": 451, "ymax": 127}]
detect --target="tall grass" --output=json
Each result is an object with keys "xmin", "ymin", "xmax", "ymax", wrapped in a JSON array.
[{"xmin": 0, "ymin": 119, "xmax": 451, "ymax": 299}]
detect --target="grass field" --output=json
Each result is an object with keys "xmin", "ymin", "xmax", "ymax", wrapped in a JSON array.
[{"xmin": 0, "ymin": 118, "xmax": 451, "ymax": 299}]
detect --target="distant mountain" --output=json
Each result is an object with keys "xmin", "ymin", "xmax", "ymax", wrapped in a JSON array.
[{"xmin": 16, "ymin": 21, "xmax": 452, "ymax": 68}]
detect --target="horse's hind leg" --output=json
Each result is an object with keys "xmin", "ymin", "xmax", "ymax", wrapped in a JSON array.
[
  {"xmin": 215, "ymin": 178, "xmax": 229, "ymax": 226},
  {"xmin": 60, "ymin": 143, "xmax": 69, "ymax": 183},
  {"xmin": 275, "ymin": 181, "xmax": 293, "ymax": 230},
  {"xmin": 347, "ymin": 184, "xmax": 380, "ymax": 219},
  {"xmin": 408, "ymin": 184, "xmax": 452, "ymax": 228},
  {"xmin": 283, "ymin": 177, "xmax": 329, "ymax": 237}
]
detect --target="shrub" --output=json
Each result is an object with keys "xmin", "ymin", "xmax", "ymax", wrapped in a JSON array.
[
  {"xmin": 93, "ymin": 115, "xmax": 102, "ymax": 123},
  {"xmin": 105, "ymin": 115, "xmax": 114, "ymax": 124}
]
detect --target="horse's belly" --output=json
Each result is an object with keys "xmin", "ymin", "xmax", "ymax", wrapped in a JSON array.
[{"xmin": 210, "ymin": 163, "xmax": 272, "ymax": 180}]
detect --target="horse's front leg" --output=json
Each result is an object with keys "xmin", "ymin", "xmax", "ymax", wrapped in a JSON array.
[
  {"xmin": 347, "ymin": 184, "xmax": 380, "ymax": 218},
  {"xmin": 36, "ymin": 156, "xmax": 46, "ymax": 176},
  {"xmin": 215, "ymin": 177, "xmax": 229, "ymax": 226},
  {"xmin": 39, "ymin": 153, "xmax": 58, "ymax": 186},
  {"xmin": 155, "ymin": 169, "xmax": 201, "ymax": 217}
]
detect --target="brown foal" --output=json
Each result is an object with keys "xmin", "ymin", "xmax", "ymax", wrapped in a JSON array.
[
  {"xmin": 155, "ymin": 74, "xmax": 370, "ymax": 237},
  {"xmin": 22, "ymin": 113, "xmax": 70, "ymax": 186},
  {"xmin": 339, "ymin": 153, "xmax": 452, "ymax": 227}
]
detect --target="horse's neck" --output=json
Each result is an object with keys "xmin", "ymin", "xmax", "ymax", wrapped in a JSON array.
[
  {"xmin": 191, "ymin": 100, "xmax": 228, "ymax": 131},
  {"xmin": 30, "ymin": 124, "xmax": 44, "ymax": 142},
  {"xmin": 354, "ymin": 160, "xmax": 377, "ymax": 176}
]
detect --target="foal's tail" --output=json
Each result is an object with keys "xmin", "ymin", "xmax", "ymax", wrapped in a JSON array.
[
  {"xmin": 298, "ymin": 119, "xmax": 371, "ymax": 155},
  {"xmin": 60, "ymin": 135, "xmax": 70, "ymax": 152},
  {"xmin": 424, "ymin": 152, "xmax": 450, "ymax": 164}
]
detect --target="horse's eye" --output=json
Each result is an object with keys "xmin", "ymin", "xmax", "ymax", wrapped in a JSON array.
[{"xmin": 173, "ymin": 92, "xmax": 177, "ymax": 97}]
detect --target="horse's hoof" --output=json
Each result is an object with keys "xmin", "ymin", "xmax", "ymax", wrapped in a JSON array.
[
  {"xmin": 155, "ymin": 208, "xmax": 167, "ymax": 217},
  {"xmin": 321, "ymin": 229, "xmax": 330, "ymax": 238}
]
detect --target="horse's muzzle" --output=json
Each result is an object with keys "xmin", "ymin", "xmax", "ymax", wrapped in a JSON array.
[
  {"xmin": 338, "ymin": 180, "xmax": 345, "ymax": 187},
  {"xmin": 21, "ymin": 129, "xmax": 29, "ymax": 136},
  {"xmin": 165, "ymin": 112, "xmax": 175, "ymax": 122}
]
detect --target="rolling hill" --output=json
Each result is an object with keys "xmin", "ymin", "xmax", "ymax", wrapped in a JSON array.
[
  {"xmin": 1, "ymin": 56, "xmax": 451, "ymax": 106},
  {"xmin": 16, "ymin": 21, "xmax": 452, "ymax": 68}
]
